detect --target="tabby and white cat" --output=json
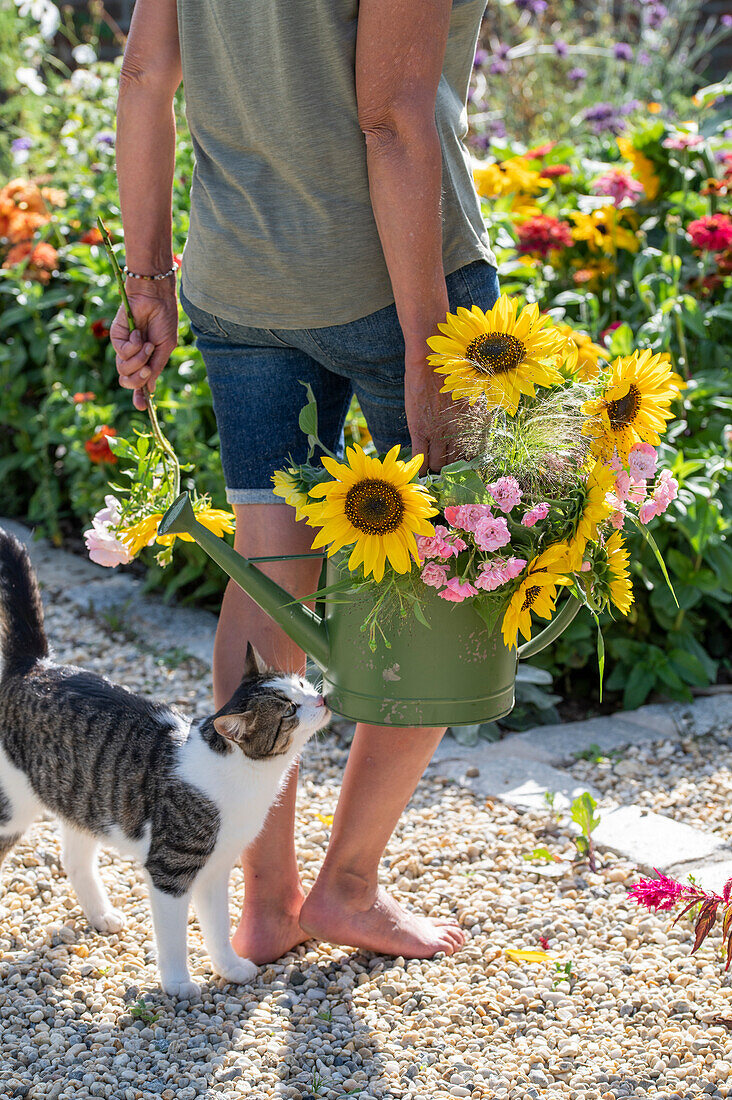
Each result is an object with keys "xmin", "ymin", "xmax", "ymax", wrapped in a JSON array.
[{"xmin": 0, "ymin": 528, "xmax": 329, "ymax": 998}]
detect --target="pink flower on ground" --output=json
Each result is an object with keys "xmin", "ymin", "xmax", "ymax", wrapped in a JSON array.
[
  {"xmin": 487, "ymin": 476, "xmax": 522, "ymax": 513},
  {"xmin": 417, "ymin": 525, "xmax": 466, "ymax": 560},
  {"xmin": 443, "ymin": 503, "xmax": 493, "ymax": 532},
  {"xmin": 615, "ymin": 471, "xmax": 646, "ymax": 504},
  {"xmin": 639, "ymin": 499, "xmax": 662, "ymax": 524},
  {"xmin": 473, "ymin": 515, "xmax": 511, "ymax": 552},
  {"xmin": 439, "ymin": 577, "xmax": 478, "ymax": 602},
  {"xmin": 474, "ymin": 555, "xmax": 527, "ymax": 591},
  {"xmin": 521, "ymin": 502, "xmax": 550, "ymax": 527},
  {"xmin": 84, "ymin": 527, "xmax": 133, "ymax": 567},
  {"xmin": 628, "ymin": 442, "xmax": 658, "ymax": 481},
  {"xmin": 591, "ymin": 167, "xmax": 644, "ymax": 206},
  {"xmin": 627, "ymin": 869, "xmax": 686, "ymax": 911},
  {"xmin": 420, "ymin": 561, "xmax": 449, "ymax": 589}
]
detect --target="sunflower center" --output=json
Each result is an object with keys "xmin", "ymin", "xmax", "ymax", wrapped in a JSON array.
[
  {"xmin": 521, "ymin": 585, "xmax": 541, "ymax": 611},
  {"xmin": 344, "ymin": 478, "xmax": 405, "ymax": 535},
  {"xmin": 606, "ymin": 384, "xmax": 641, "ymax": 430},
  {"xmin": 465, "ymin": 333, "xmax": 526, "ymax": 375}
]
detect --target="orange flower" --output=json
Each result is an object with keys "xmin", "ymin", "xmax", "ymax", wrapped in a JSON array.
[
  {"xmin": 0, "ymin": 178, "xmax": 52, "ymax": 243},
  {"xmin": 73, "ymin": 391, "xmax": 96, "ymax": 404},
  {"xmin": 40, "ymin": 186, "xmax": 67, "ymax": 208},
  {"xmin": 85, "ymin": 426, "xmax": 117, "ymax": 464},
  {"xmin": 80, "ymin": 226, "xmax": 104, "ymax": 245},
  {"xmin": 2, "ymin": 240, "xmax": 58, "ymax": 283}
]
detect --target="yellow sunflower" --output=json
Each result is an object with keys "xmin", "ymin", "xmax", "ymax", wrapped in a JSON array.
[
  {"xmin": 565, "ymin": 461, "xmax": 615, "ymax": 570},
  {"xmin": 307, "ymin": 444, "xmax": 438, "ymax": 582},
  {"xmin": 582, "ymin": 350, "xmax": 679, "ymax": 462},
  {"xmin": 501, "ymin": 543, "xmax": 573, "ymax": 649},
  {"xmin": 272, "ymin": 468, "xmax": 315, "ymax": 522},
  {"xmin": 570, "ymin": 207, "xmax": 640, "ymax": 255},
  {"xmin": 604, "ymin": 529, "xmax": 634, "ymax": 615},
  {"xmin": 427, "ymin": 295, "xmax": 566, "ymax": 415},
  {"xmin": 557, "ymin": 323, "xmax": 609, "ymax": 382},
  {"xmin": 120, "ymin": 506, "xmax": 235, "ymax": 556},
  {"xmin": 617, "ymin": 136, "xmax": 660, "ymax": 200}
]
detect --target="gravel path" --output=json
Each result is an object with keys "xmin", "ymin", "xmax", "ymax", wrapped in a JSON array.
[
  {"xmin": 569, "ymin": 733, "xmax": 732, "ymax": 844},
  {"xmin": 2, "ymin": 586, "xmax": 732, "ymax": 1100}
]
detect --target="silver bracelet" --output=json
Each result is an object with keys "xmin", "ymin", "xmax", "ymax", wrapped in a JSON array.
[{"xmin": 122, "ymin": 264, "xmax": 177, "ymax": 281}]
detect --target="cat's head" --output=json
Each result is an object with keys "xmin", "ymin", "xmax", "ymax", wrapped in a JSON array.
[{"xmin": 212, "ymin": 642, "xmax": 330, "ymax": 760}]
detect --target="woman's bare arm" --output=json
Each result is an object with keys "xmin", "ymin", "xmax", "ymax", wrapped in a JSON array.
[
  {"xmin": 111, "ymin": 0, "xmax": 182, "ymax": 409},
  {"xmin": 356, "ymin": 0, "xmax": 455, "ymax": 472}
]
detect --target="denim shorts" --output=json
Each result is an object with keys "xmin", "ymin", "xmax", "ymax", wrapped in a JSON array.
[{"xmin": 179, "ymin": 260, "xmax": 500, "ymax": 503}]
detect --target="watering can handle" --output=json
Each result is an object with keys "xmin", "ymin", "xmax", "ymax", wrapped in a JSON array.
[{"xmin": 516, "ymin": 595, "xmax": 582, "ymax": 660}]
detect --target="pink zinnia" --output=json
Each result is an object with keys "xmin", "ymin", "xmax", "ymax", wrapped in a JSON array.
[
  {"xmin": 420, "ymin": 561, "xmax": 449, "ymax": 589},
  {"xmin": 521, "ymin": 502, "xmax": 550, "ymax": 527},
  {"xmin": 443, "ymin": 503, "xmax": 493, "ymax": 533},
  {"xmin": 439, "ymin": 577, "xmax": 478, "ymax": 603},
  {"xmin": 487, "ymin": 476, "xmax": 522, "ymax": 513},
  {"xmin": 592, "ymin": 167, "xmax": 643, "ymax": 206},
  {"xmin": 473, "ymin": 515, "xmax": 511, "ymax": 552},
  {"xmin": 628, "ymin": 442, "xmax": 658, "ymax": 481},
  {"xmin": 688, "ymin": 214, "xmax": 732, "ymax": 252},
  {"xmin": 627, "ymin": 870, "xmax": 686, "ymax": 911}
]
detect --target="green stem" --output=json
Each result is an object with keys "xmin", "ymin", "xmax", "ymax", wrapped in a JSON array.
[{"xmin": 97, "ymin": 216, "xmax": 180, "ymax": 500}]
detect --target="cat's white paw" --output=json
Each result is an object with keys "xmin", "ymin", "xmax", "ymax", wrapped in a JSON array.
[
  {"xmin": 215, "ymin": 958, "xmax": 258, "ymax": 985},
  {"xmin": 161, "ymin": 978, "xmax": 201, "ymax": 1001},
  {"xmin": 88, "ymin": 908, "xmax": 126, "ymax": 934}
]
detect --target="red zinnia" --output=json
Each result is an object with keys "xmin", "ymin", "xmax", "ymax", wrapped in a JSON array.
[
  {"xmin": 73, "ymin": 391, "xmax": 96, "ymax": 404},
  {"xmin": 541, "ymin": 164, "xmax": 572, "ymax": 179},
  {"xmin": 687, "ymin": 214, "xmax": 732, "ymax": 252},
  {"xmin": 516, "ymin": 214, "xmax": 573, "ymax": 257},
  {"xmin": 85, "ymin": 425, "xmax": 117, "ymax": 464},
  {"xmin": 91, "ymin": 319, "xmax": 109, "ymax": 340}
]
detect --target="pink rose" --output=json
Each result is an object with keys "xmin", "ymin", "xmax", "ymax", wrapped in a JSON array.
[
  {"xmin": 615, "ymin": 471, "xmax": 646, "ymax": 504},
  {"xmin": 503, "ymin": 556, "xmax": 527, "ymax": 580},
  {"xmin": 417, "ymin": 524, "xmax": 468, "ymax": 560},
  {"xmin": 487, "ymin": 476, "xmax": 522, "ymax": 513},
  {"xmin": 420, "ymin": 561, "xmax": 449, "ymax": 589},
  {"xmin": 474, "ymin": 562, "xmax": 507, "ymax": 591},
  {"xmin": 84, "ymin": 527, "xmax": 132, "ymax": 567},
  {"xmin": 628, "ymin": 443, "xmax": 658, "ymax": 481},
  {"xmin": 443, "ymin": 503, "xmax": 493, "ymax": 533},
  {"xmin": 473, "ymin": 515, "xmax": 511, "ymax": 552},
  {"xmin": 639, "ymin": 499, "xmax": 662, "ymax": 524},
  {"xmin": 521, "ymin": 502, "xmax": 550, "ymax": 528},
  {"xmin": 439, "ymin": 577, "xmax": 478, "ymax": 602},
  {"xmin": 610, "ymin": 509, "xmax": 626, "ymax": 530},
  {"xmin": 608, "ymin": 452, "xmax": 623, "ymax": 473},
  {"xmin": 653, "ymin": 470, "xmax": 679, "ymax": 508}
]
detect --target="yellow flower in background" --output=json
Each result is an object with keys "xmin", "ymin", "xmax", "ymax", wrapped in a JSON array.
[
  {"xmin": 617, "ymin": 136, "xmax": 661, "ymax": 200},
  {"xmin": 570, "ymin": 207, "xmax": 640, "ymax": 255},
  {"xmin": 120, "ymin": 506, "xmax": 235, "ymax": 555},
  {"xmin": 604, "ymin": 530, "xmax": 634, "ymax": 615},
  {"xmin": 272, "ymin": 468, "xmax": 315, "ymax": 521},
  {"xmin": 501, "ymin": 544, "xmax": 572, "ymax": 649},
  {"xmin": 474, "ymin": 156, "xmax": 550, "ymax": 199},
  {"xmin": 565, "ymin": 461, "xmax": 615, "ymax": 570},
  {"xmin": 647, "ymin": 102, "xmax": 662, "ymax": 114},
  {"xmin": 427, "ymin": 295, "xmax": 566, "ymax": 415},
  {"xmin": 307, "ymin": 444, "xmax": 437, "ymax": 583},
  {"xmin": 582, "ymin": 350, "xmax": 679, "ymax": 462},
  {"xmin": 557, "ymin": 323, "xmax": 609, "ymax": 381}
]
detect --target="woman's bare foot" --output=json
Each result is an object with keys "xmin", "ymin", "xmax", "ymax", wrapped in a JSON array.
[
  {"xmin": 299, "ymin": 873, "xmax": 465, "ymax": 959},
  {"xmin": 231, "ymin": 888, "xmax": 309, "ymax": 965}
]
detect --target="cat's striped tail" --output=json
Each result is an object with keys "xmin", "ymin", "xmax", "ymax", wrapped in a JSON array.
[{"xmin": 0, "ymin": 527, "xmax": 48, "ymax": 679}]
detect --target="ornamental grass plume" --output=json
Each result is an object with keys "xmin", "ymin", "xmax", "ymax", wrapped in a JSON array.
[{"xmin": 629, "ymin": 870, "xmax": 732, "ymax": 969}]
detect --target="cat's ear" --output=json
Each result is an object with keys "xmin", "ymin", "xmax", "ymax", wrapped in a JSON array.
[
  {"xmin": 213, "ymin": 712, "xmax": 249, "ymax": 743},
  {"xmin": 243, "ymin": 641, "xmax": 267, "ymax": 679}
]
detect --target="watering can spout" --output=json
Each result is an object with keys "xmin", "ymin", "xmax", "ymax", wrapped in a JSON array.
[{"xmin": 158, "ymin": 494, "xmax": 329, "ymax": 669}]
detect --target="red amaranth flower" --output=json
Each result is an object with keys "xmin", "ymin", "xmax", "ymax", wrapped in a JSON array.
[
  {"xmin": 627, "ymin": 869, "xmax": 686, "ymax": 911},
  {"xmin": 687, "ymin": 214, "xmax": 732, "ymax": 252},
  {"xmin": 91, "ymin": 319, "xmax": 109, "ymax": 340},
  {"xmin": 85, "ymin": 425, "xmax": 117, "ymax": 464},
  {"xmin": 73, "ymin": 391, "xmax": 96, "ymax": 404},
  {"xmin": 541, "ymin": 164, "xmax": 571, "ymax": 179},
  {"xmin": 80, "ymin": 226, "xmax": 104, "ymax": 245},
  {"xmin": 516, "ymin": 214, "xmax": 573, "ymax": 257}
]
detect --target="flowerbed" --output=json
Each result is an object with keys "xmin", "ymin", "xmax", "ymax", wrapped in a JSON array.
[{"xmin": 0, "ymin": 3, "xmax": 730, "ymax": 710}]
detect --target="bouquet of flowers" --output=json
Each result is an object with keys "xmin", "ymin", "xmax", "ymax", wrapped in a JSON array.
[{"xmin": 274, "ymin": 295, "xmax": 682, "ymax": 661}]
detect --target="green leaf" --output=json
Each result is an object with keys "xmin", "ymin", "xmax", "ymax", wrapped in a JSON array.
[
  {"xmin": 629, "ymin": 514, "xmax": 678, "ymax": 607},
  {"xmin": 570, "ymin": 792, "xmax": 600, "ymax": 837}
]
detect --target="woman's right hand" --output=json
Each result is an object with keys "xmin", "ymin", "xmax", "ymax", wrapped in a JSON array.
[{"xmin": 109, "ymin": 283, "xmax": 180, "ymax": 411}]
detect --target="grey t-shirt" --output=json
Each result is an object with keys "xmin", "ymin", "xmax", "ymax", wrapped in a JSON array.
[{"xmin": 176, "ymin": 0, "xmax": 495, "ymax": 329}]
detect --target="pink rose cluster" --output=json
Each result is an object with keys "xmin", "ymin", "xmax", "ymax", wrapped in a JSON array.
[
  {"xmin": 474, "ymin": 555, "xmax": 527, "ymax": 592},
  {"xmin": 83, "ymin": 495, "xmax": 132, "ymax": 567},
  {"xmin": 416, "ymin": 524, "xmax": 467, "ymax": 560},
  {"xmin": 639, "ymin": 470, "xmax": 679, "ymax": 524},
  {"xmin": 605, "ymin": 444, "xmax": 678, "ymax": 529}
]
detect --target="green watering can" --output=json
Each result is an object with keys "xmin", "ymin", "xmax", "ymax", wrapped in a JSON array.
[{"xmin": 158, "ymin": 493, "xmax": 581, "ymax": 728}]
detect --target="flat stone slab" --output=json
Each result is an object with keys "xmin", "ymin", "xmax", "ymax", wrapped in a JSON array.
[
  {"xmin": 502, "ymin": 706, "xmax": 683, "ymax": 766},
  {"xmin": 592, "ymin": 805, "xmax": 732, "ymax": 874},
  {"xmin": 665, "ymin": 859, "xmax": 732, "ymax": 895},
  {"xmin": 427, "ymin": 745, "xmax": 603, "ymax": 811},
  {"xmin": 679, "ymin": 694, "xmax": 732, "ymax": 737}
]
